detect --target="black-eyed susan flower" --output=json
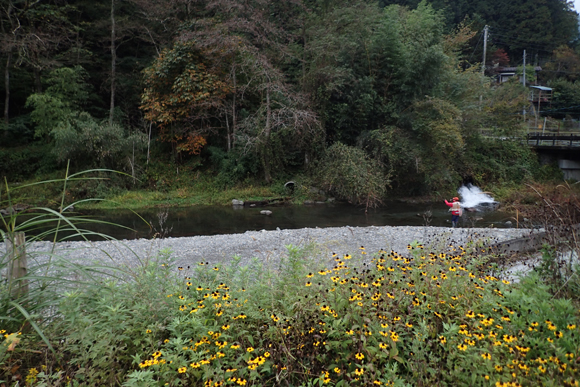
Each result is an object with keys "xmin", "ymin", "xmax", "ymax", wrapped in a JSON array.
[{"xmin": 178, "ymin": 366, "xmax": 187, "ymax": 373}]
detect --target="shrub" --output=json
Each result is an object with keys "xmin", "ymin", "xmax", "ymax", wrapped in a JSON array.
[
  {"xmin": 116, "ymin": 241, "xmax": 580, "ymax": 387},
  {"xmin": 311, "ymin": 142, "xmax": 388, "ymax": 208}
]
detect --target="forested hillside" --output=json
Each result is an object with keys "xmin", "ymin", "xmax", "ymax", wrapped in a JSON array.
[{"xmin": 1, "ymin": 0, "xmax": 579, "ymax": 204}]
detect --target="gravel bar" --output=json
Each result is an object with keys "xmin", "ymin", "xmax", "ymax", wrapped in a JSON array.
[{"xmin": 10, "ymin": 226, "xmax": 533, "ymax": 270}]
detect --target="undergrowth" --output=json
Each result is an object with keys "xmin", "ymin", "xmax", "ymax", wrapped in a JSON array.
[{"xmin": 3, "ymin": 238, "xmax": 579, "ymax": 387}]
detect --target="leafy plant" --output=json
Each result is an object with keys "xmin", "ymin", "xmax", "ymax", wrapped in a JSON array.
[
  {"xmin": 0, "ymin": 165, "xmax": 144, "ymax": 381},
  {"xmin": 311, "ymin": 142, "xmax": 388, "ymax": 209}
]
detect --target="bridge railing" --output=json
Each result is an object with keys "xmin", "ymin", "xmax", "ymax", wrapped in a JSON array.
[{"xmin": 527, "ymin": 132, "xmax": 580, "ymax": 147}]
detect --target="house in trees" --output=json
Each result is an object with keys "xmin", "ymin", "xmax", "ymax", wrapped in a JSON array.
[{"xmin": 494, "ymin": 66, "xmax": 542, "ymax": 84}]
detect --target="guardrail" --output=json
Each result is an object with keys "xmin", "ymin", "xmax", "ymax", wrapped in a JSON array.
[{"xmin": 526, "ymin": 133, "xmax": 580, "ymax": 148}]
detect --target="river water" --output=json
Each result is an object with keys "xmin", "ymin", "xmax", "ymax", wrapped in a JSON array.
[
  {"xmin": 10, "ymin": 186, "xmax": 517, "ymax": 241},
  {"xmin": 66, "ymin": 199, "xmax": 514, "ymax": 241}
]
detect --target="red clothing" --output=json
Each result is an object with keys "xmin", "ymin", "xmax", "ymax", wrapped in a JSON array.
[{"xmin": 445, "ymin": 199, "xmax": 461, "ymax": 215}]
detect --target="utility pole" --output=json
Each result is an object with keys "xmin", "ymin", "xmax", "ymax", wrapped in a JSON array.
[
  {"xmin": 480, "ymin": 25, "xmax": 489, "ymax": 107},
  {"xmin": 481, "ymin": 25, "xmax": 488, "ymax": 76},
  {"xmin": 523, "ymin": 50, "xmax": 526, "ymax": 125},
  {"xmin": 523, "ymin": 50, "xmax": 526, "ymax": 86}
]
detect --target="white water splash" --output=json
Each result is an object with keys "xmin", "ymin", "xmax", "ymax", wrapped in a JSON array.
[{"xmin": 457, "ymin": 184, "xmax": 496, "ymax": 208}]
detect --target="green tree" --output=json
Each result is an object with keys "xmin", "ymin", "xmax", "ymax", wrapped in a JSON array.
[{"xmin": 26, "ymin": 66, "xmax": 145, "ymax": 168}]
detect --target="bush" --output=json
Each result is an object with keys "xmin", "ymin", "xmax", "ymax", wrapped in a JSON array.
[
  {"xmin": 53, "ymin": 249, "xmax": 180, "ymax": 386},
  {"xmin": 311, "ymin": 142, "xmax": 388, "ymax": 208},
  {"xmin": 0, "ymin": 144, "xmax": 57, "ymax": 181},
  {"xmin": 112, "ymin": 241, "xmax": 580, "ymax": 386},
  {"xmin": 207, "ymin": 146, "xmax": 260, "ymax": 189},
  {"xmin": 4, "ymin": 233, "xmax": 580, "ymax": 386}
]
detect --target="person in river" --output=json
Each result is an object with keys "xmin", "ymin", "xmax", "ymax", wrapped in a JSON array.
[{"xmin": 444, "ymin": 196, "xmax": 462, "ymax": 228}]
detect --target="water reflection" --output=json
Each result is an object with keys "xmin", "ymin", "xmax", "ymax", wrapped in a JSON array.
[{"xmin": 42, "ymin": 201, "xmax": 515, "ymax": 241}]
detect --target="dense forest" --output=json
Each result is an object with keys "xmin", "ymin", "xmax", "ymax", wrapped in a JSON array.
[{"xmin": 1, "ymin": 0, "xmax": 579, "ymax": 204}]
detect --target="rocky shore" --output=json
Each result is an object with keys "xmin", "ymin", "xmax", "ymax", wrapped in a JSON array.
[{"xmin": 13, "ymin": 226, "xmax": 534, "ymax": 270}]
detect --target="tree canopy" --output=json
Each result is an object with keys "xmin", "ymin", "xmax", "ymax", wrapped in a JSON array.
[{"xmin": 1, "ymin": 0, "xmax": 578, "ymax": 200}]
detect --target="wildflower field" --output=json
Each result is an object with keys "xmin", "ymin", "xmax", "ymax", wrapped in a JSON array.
[{"xmin": 2, "ymin": 237, "xmax": 579, "ymax": 387}]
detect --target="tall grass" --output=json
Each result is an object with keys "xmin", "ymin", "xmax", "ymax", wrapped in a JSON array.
[{"xmin": 0, "ymin": 165, "xmax": 147, "ymax": 384}]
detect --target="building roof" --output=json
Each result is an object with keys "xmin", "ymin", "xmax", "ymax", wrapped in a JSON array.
[
  {"xmin": 496, "ymin": 66, "xmax": 542, "ymax": 72},
  {"xmin": 530, "ymin": 85, "xmax": 553, "ymax": 91}
]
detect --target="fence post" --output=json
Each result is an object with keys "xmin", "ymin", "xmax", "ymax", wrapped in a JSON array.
[{"xmin": 6, "ymin": 232, "xmax": 28, "ymax": 299}]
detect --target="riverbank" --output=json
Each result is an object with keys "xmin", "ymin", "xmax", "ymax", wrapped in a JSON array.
[{"xmin": 19, "ymin": 225, "xmax": 533, "ymax": 270}]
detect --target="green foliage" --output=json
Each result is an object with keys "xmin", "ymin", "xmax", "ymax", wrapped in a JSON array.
[
  {"xmin": 462, "ymin": 136, "xmax": 539, "ymax": 185},
  {"xmin": 306, "ymin": 2, "xmax": 450, "ymax": 144},
  {"xmin": 367, "ymin": 97, "xmax": 464, "ymax": 194},
  {"xmin": 25, "ymin": 66, "xmax": 146, "ymax": 170},
  {"xmin": 33, "ymin": 238, "xmax": 579, "ymax": 387},
  {"xmin": 207, "ymin": 146, "xmax": 260, "ymax": 188},
  {"xmin": 51, "ymin": 112, "xmax": 147, "ymax": 168},
  {"xmin": 0, "ymin": 168, "xmax": 142, "ymax": 381},
  {"xmin": 549, "ymin": 79, "xmax": 580, "ymax": 120},
  {"xmin": 55, "ymin": 249, "xmax": 180, "ymax": 386},
  {"xmin": 483, "ymin": 81, "xmax": 528, "ymax": 136},
  {"xmin": 311, "ymin": 142, "xmax": 388, "ymax": 208},
  {"xmin": 5, "ymin": 0, "xmax": 579, "ymax": 196},
  {"xmin": 0, "ymin": 144, "xmax": 57, "ymax": 181},
  {"xmin": 26, "ymin": 66, "xmax": 91, "ymax": 139}
]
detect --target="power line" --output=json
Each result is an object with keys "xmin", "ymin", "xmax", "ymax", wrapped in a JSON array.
[{"xmin": 467, "ymin": 30, "xmax": 483, "ymax": 63}]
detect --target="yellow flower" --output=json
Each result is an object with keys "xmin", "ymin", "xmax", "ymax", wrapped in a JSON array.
[
  {"xmin": 247, "ymin": 347, "xmax": 254, "ymax": 352},
  {"xmin": 481, "ymin": 353, "xmax": 492, "ymax": 360},
  {"xmin": 355, "ymin": 352, "xmax": 364, "ymax": 360},
  {"xmin": 354, "ymin": 368, "xmax": 364, "ymax": 376},
  {"xmin": 178, "ymin": 366, "xmax": 187, "ymax": 373}
]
